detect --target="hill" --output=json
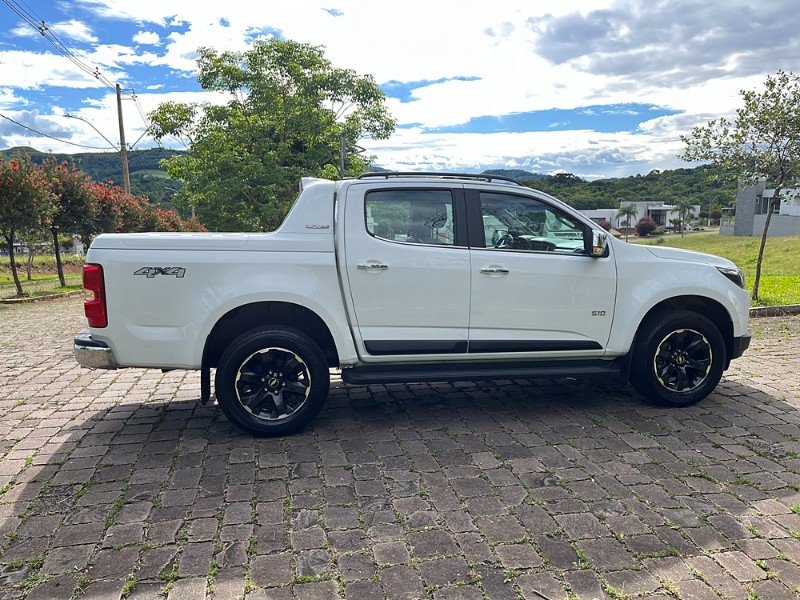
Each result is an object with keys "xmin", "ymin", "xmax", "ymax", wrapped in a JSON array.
[
  {"xmin": 2, "ymin": 147, "xmax": 739, "ymax": 213},
  {"xmin": 487, "ymin": 166, "xmax": 738, "ymax": 211},
  {"xmin": 482, "ymin": 169, "xmax": 545, "ymax": 181}
]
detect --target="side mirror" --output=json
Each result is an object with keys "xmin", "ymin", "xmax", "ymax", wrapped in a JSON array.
[{"xmin": 587, "ymin": 230, "xmax": 609, "ymax": 258}]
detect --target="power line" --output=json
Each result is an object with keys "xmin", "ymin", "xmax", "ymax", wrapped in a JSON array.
[
  {"xmin": 2, "ymin": 1, "xmax": 158, "ymax": 152},
  {"xmin": 64, "ymin": 114, "xmax": 119, "ymax": 149},
  {"xmin": 2, "ymin": 0, "xmax": 116, "ymax": 90},
  {"xmin": 0, "ymin": 113, "xmax": 114, "ymax": 150},
  {"xmin": 129, "ymin": 91, "xmax": 152, "ymax": 149}
]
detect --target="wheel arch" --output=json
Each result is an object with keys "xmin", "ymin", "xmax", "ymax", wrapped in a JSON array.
[
  {"xmin": 635, "ymin": 295, "xmax": 735, "ymax": 368},
  {"xmin": 203, "ymin": 302, "xmax": 340, "ymax": 370}
]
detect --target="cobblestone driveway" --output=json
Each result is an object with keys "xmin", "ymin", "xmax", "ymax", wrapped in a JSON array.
[{"xmin": 0, "ymin": 298, "xmax": 799, "ymax": 600}]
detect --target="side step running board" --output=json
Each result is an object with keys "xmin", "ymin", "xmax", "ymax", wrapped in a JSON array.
[{"xmin": 341, "ymin": 358, "xmax": 627, "ymax": 386}]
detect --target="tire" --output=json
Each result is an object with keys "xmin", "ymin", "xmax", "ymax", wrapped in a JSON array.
[
  {"xmin": 630, "ymin": 310, "xmax": 726, "ymax": 407},
  {"xmin": 214, "ymin": 327, "xmax": 330, "ymax": 436}
]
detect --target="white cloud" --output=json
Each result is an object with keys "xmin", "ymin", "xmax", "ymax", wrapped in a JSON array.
[
  {"xmin": 0, "ymin": 50, "xmax": 111, "ymax": 90},
  {"xmin": 9, "ymin": 19, "xmax": 98, "ymax": 43},
  {"xmin": 133, "ymin": 31, "xmax": 161, "ymax": 45},
  {"xmin": 0, "ymin": 87, "xmax": 28, "ymax": 108},
  {"xmin": 50, "ymin": 19, "xmax": 99, "ymax": 43},
  {"xmin": 3, "ymin": 0, "xmax": 798, "ymax": 178}
]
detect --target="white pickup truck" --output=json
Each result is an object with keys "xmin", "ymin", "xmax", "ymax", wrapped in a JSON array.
[{"xmin": 75, "ymin": 173, "xmax": 751, "ymax": 435}]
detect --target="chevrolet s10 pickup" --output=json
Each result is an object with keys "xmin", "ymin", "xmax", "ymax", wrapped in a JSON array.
[{"xmin": 75, "ymin": 173, "xmax": 751, "ymax": 435}]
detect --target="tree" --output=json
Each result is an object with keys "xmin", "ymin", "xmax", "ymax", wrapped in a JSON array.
[
  {"xmin": 43, "ymin": 160, "xmax": 94, "ymax": 286},
  {"xmin": 148, "ymin": 38, "xmax": 395, "ymax": 232},
  {"xmin": 616, "ymin": 203, "xmax": 638, "ymax": 241},
  {"xmin": 681, "ymin": 70, "xmax": 800, "ymax": 302},
  {"xmin": 0, "ymin": 157, "xmax": 53, "ymax": 296},
  {"xmin": 673, "ymin": 197, "xmax": 696, "ymax": 237}
]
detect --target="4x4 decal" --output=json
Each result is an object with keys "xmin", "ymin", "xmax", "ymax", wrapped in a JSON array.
[{"xmin": 134, "ymin": 267, "xmax": 186, "ymax": 278}]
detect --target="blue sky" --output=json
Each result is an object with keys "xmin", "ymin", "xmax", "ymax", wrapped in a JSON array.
[{"xmin": 1, "ymin": 0, "xmax": 799, "ymax": 179}]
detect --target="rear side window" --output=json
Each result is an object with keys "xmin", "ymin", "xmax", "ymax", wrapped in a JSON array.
[{"xmin": 365, "ymin": 189, "xmax": 455, "ymax": 246}]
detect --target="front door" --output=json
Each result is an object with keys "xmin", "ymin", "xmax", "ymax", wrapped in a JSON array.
[{"xmin": 468, "ymin": 190, "xmax": 617, "ymax": 357}]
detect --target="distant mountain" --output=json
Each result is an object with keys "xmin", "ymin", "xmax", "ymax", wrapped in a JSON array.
[
  {"xmin": 1, "ymin": 146, "xmax": 183, "ymax": 182},
  {"xmin": 482, "ymin": 169, "xmax": 546, "ymax": 181}
]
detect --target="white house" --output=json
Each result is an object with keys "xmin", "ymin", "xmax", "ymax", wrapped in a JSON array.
[
  {"xmin": 583, "ymin": 201, "xmax": 700, "ymax": 229},
  {"xmin": 721, "ymin": 180, "xmax": 800, "ymax": 236}
]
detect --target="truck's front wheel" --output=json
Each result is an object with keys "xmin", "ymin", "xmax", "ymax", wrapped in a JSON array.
[
  {"xmin": 630, "ymin": 311, "xmax": 726, "ymax": 407},
  {"xmin": 215, "ymin": 327, "xmax": 330, "ymax": 436}
]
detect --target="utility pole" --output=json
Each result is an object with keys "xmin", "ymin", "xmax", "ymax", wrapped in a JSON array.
[{"xmin": 116, "ymin": 84, "xmax": 131, "ymax": 194}]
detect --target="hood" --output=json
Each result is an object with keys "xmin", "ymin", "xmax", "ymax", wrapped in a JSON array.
[{"xmin": 645, "ymin": 245, "xmax": 737, "ymax": 269}]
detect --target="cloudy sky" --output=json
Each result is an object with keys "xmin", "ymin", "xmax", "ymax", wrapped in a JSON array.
[{"xmin": 1, "ymin": 0, "xmax": 798, "ymax": 179}]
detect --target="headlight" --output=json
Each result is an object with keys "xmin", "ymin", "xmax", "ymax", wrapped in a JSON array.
[{"xmin": 717, "ymin": 267, "xmax": 745, "ymax": 289}]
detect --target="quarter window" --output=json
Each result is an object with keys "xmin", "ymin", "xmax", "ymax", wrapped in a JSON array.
[
  {"xmin": 479, "ymin": 192, "xmax": 586, "ymax": 254},
  {"xmin": 366, "ymin": 189, "xmax": 455, "ymax": 246}
]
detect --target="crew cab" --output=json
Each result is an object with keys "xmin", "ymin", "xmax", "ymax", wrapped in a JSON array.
[{"xmin": 75, "ymin": 173, "xmax": 751, "ymax": 435}]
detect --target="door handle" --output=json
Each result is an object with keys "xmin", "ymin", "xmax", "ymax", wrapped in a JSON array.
[
  {"xmin": 480, "ymin": 267, "xmax": 509, "ymax": 274},
  {"xmin": 357, "ymin": 262, "xmax": 389, "ymax": 270}
]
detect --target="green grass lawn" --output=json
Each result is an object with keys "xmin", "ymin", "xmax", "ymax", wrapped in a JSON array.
[
  {"xmin": 1, "ymin": 255, "xmax": 83, "ymax": 295},
  {"xmin": 641, "ymin": 234, "xmax": 800, "ymax": 306}
]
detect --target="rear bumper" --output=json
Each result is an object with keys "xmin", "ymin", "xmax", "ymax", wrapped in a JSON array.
[{"xmin": 74, "ymin": 329, "xmax": 118, "ymax": 369}]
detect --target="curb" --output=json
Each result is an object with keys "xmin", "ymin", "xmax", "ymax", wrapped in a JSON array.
[
  {"xmin": 0, "ymin": 290, "xmax": 83, "ymax": 305},
  {"xmin": 749, "ymin": 304, "xmax": 800, "ymax": 318}
]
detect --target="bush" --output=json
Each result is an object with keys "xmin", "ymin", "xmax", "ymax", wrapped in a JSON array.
[
  {"xmin": 636, "ymin": 216, "xmax": 657, "ymax": 236},
  {"xmin": 597, "ymin": 219, "xmax": 612, "ymax": 231}
]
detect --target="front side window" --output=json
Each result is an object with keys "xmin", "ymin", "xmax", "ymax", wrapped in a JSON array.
[
  {"xmin": 479, "ymin": 192, "xmax": 585, "ymax": 254},
  {"xmin": 366, "ymin": 189, "xmax": 455, "ymax": 246}
]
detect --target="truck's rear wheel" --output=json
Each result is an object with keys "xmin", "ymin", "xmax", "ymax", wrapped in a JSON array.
[
  {"xmin": 215, "ymin": 327, "xmax": 329, "ymax": 436},
  {"xmin": 630, "ymin": 311, "xmax": 726, "ymax": 407}
]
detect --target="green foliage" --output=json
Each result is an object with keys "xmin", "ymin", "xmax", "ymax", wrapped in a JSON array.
[
  {"xmin": 616, "ymin": 203, "xmax": 638, "ymax": 241},
  {"xmin": 0, "ymin": 156, "xmax": 53, "ymax": 296},
  {"xmin": 148, "ymin": 38, "xmax": 396, "ymax": 231},
  {"xmin": 485, "ymin": 165, "xmax": 738, "ymax": 211},
  {"xmin": 1, "ymin": 153, "xmax": 204, "ymax": 297},
  {"xmin": 41, "ymin": 159, "xmax": 95, "ymax": 285},
  {"xmin": 681, "ymin": 70, "xmax": 800, "ymax": 301},
  {"xmin": 0, "ymin": 147, "xmax": 186, "ymax": 209},
  {"xmin": 673, "ymin": 197, "xmax": 696, "ymax": 235},
  {"xmin": 0, "ymin": 156, "xmax": 52, "ymax": 237}
]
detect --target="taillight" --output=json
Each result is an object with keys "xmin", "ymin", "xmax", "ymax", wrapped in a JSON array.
[{"xmin": 83, "ymin": 264, "xmax": 107, "ymax": 328}]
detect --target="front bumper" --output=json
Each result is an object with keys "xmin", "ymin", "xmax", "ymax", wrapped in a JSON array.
[
  {"xmin": 731, "ymin": 334, "xmax": 751, "ymax": 361},
  {"xmin": 74, "ymin": 329, "xmax": 118, "ymax": 369}
]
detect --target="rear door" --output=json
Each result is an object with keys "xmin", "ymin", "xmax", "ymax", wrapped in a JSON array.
[
  {"xmin": 343, "ymin": 183, "xmax": 471, "ymax": 360},
  {"xmin": 467, "ymin": 188, "xmax": 617, "ymax": 357}
]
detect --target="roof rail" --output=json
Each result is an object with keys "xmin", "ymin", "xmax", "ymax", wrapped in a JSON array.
[{"xmin": 356, "ymin": 172, "xmax": 521, "ymax": 186}]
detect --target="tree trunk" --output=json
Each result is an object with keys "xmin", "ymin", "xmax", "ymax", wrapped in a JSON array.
[
  {"xmin": 52, "ymin": 227, "xmax": 66, "ymax": 287},
  {"xmin": 26, "ymin": 242, "xmax": 36, "ymax": 280},
  {"xmin": 5, "ymin": 232, "xmax": 25, "ymax": 297},
  {"xmin": 751, "ymin": 184, "xmax": 783, "ymax": 303}
]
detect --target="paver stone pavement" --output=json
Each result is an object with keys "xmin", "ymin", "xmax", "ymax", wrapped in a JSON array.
[{"xmin": 0, "ymin": 298, "xmax": 799, "ymax": 599}]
